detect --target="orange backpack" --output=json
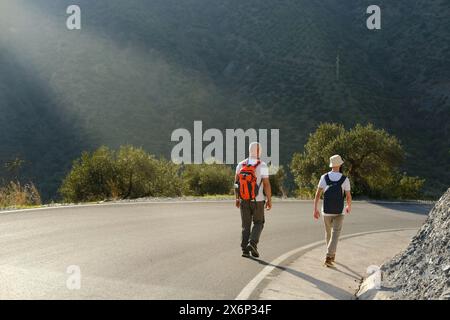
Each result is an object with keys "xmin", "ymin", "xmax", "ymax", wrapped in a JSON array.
[{"xmin": 237, "ymin": 159, "xmax": 261, "ymax": 201}]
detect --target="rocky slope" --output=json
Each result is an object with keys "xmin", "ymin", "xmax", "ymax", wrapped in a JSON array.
[{"xmin": 381, "ymin": 188, "xmax": 450, "ymax": 299}]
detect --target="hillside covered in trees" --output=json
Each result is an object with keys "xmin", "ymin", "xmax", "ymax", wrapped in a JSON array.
[{"xmin": 0, "ymin": 0, "xmax": 448, "ymax": 200}]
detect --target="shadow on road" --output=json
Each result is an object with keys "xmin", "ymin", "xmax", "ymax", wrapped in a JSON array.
[
  {"xmin": 333, "ymin": 262, "xmax": 363, "ymax": 280},
  {"xmin": 247, "ymin": 257, "xmax": 355, "ymax": 299}
]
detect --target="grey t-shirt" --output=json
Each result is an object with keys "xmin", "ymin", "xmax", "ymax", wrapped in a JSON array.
[{"xmin": 235, "ymin": 158, "xmax": 269, "ymax": 202}]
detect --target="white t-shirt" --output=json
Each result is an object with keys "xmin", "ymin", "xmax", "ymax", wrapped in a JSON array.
[
  {"xmin": 318, "ymin": 171, "xmax": 351, "ymax": 215},
  {"xmin": 235, "ymin": 158, "xmax": 269, "ymax": 202}
]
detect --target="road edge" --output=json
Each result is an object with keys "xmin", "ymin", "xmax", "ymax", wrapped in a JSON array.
[{"xmin": 0, "ymin": 198, "xmax": 434, "ymax": 215}]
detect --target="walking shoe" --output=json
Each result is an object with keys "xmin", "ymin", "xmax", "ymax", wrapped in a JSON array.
[
  {"xmin": 324, "ymin": 256, "xmax": 334, "ymax": 267},
  {"xmin": 246, "ymin": 242, "xmax": 259, "ymax": 258},
  {"xmin": 330, "ymin": 255, "xmax": 336, "ymax": 263},
  {"xmin": 242, "ymin": 250, "xmax": 250, "ymax": 258}
]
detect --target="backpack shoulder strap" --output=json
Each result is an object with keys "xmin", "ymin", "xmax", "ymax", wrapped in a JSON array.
[
  {"xmin": 244, "ymin": 159, "xmax": 260, "ymax": 168},
  {"xmin": 239, "ymin": 159, "xmax": 249, "ymax": 169},
  {"xmin": 324, "ymin": 174, "xmax": 332, "ymax": 185},
  {"xmin": 337, "ymin": 175, "xmax": 347, "ymax": 185}
]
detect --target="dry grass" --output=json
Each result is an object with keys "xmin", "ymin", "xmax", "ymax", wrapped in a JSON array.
[{"xmin": 0, "ymin": 181, "xmax": 41, "ymax": 208}]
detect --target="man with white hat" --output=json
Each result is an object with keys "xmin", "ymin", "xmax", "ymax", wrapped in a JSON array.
[{"xmin": 313, "ymin": 154, "xmax": 352, "ymax": 267}]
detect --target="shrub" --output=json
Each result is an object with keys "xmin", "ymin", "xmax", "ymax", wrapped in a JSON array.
[
  {"xmin": 290, "ymin": 123, "xmax": 425, "ymax": 199},
  {"xmin": 147, "ymin": 155, "xmax": 184, "ymax": 197},
  {"xmin": 182, "ymin": 163, "xmax": 234, "ymax": 196},
  {"xmin": 60, "ymin": 146, "xmax": 183, "ymax": 202},
  {"xmin": 394, "ymin": 174, "xmax": 426, "ymax": 200},
  {"xmin": 116, "ymin": 146, "xmax": 162, "ymax": 199},
  {"xmin": 60, "ymin": 146, "xmax": 116, "ymax": 202},
  {"xmin": 0, "ymin": 181, "xmax": 41, "ymax": 208},
  {"xmin": 269, "ymin": 166, "xmax": 287, "ymax": 197}
]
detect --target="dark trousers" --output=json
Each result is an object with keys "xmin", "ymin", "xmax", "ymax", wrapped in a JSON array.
[{"xmin": 240, "ymin": 201, "xmax": 265, "ymax": 250}]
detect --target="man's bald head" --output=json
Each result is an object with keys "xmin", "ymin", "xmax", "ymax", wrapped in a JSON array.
[{"xmin": 249, "ymin": 142, "xmax": 262, "ymax": 159}]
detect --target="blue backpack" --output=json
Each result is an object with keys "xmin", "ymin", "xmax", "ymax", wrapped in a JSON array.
[{"xmin": 323, "ymin": 174, "xmax": 347, "ymax": 214}]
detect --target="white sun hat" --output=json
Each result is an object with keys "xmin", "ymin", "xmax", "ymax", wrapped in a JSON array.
[{"xmin": 329, "ymin": 154, "xmax": 344, "ymax": 167}]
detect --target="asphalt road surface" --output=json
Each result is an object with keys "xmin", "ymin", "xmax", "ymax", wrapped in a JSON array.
[{"xmin": 0, "ymin": 201, "xmax": 432, "ymax": 299}]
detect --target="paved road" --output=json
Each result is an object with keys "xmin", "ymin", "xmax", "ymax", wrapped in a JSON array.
[{"xmin": 0, "ymin": 201, "xmax": 431, "ymax": 299}]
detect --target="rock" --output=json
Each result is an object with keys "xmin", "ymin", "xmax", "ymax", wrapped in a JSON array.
[
  {"xmin": 381, "ymin": 188, "xmax": 450, "ymax": 300},
  {"xmin": 439, "ymin": 289, "xmax": 450, "ymax": 300}
]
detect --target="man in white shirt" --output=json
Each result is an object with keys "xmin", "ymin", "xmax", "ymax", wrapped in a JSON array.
[
  {"xmin": 313, "ymin": 154, "xmax": 352, "ymax": 267},
  {"xmin": 235, "ymin": 142, "xmax": 272, "ymax": 258}
]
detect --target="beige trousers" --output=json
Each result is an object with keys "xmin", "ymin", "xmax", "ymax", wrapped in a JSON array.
[{"xmin": 323, "ymin": 215, "xmax": 344, "ymax": 258}]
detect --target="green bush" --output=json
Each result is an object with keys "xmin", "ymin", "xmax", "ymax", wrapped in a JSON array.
[
  {"xmin": 60, "ymin": 146, "xmax": 183, "ymax": 202},
  {"xmin": 114, "ymin": 146, "xmax": 184, "ymax": 199},
  {"xmin": 182, "ymin": 163, "xmax": 234, "ymax": 196},
  {"xmin": 269, "ymin": 166, "xmax": 287, "ymax": 197},
  {"xmin": 290, "ymin": 123, "xmax": 425, "ymax": 199},
  {"xmin": 394, "ymin": 174, "xmax": 425, "ymax": 200},
  {"xmin": 60, "ymin": 146, "xmax": 116, "ymax": 202},
  {"xmin": 151, "ymin": 156, "xmax": 185, "ymax": 197}
]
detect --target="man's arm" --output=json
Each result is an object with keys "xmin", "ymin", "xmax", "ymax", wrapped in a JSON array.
[
  {"xmin": 262, "ymin": 177, "xmax": 272, "ymax": 210},
  {"xmin": 313, "ymin": 188, "xmax": 323, "ymax": 220},
  {"xmin": 345, "ymin": 190, "xmax": 352, "ymax": 213},
  {"xmin": 234, "ymin": 174, "xmax": 240, "ymax": 208}
]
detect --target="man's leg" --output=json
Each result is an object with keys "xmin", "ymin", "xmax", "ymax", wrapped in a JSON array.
[
  {"xmin": 240, "ymin": 201, "xmax": 252, "ymax": 251},
  {"xmin": 249, "ymin": 201, "xmax": 265, "ymax": 246},
  {"xmin": 323, "ymin": 216, "xmax": 333, "ymax": 248},
  {"xmin": 327, "ymin": 215, "xmax": 344, "ymax": 258}
]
